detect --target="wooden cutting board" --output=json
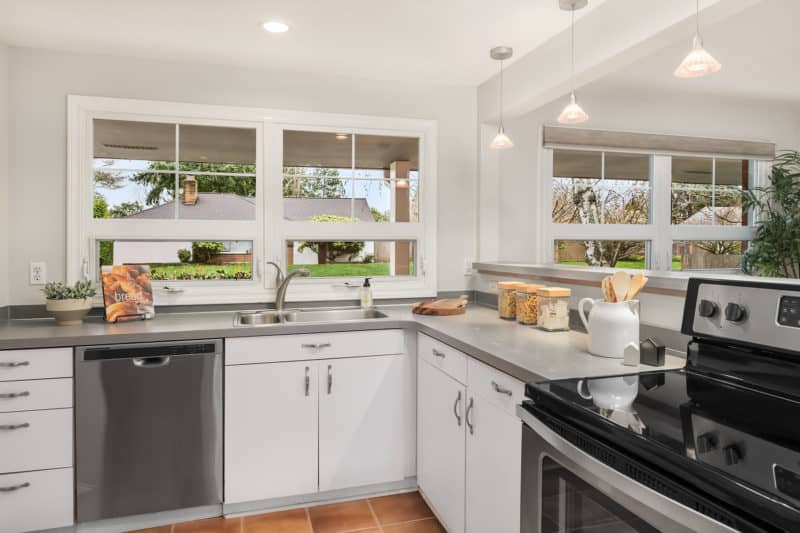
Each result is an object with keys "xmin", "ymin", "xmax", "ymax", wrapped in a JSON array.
[{"xmin": 412, "ymin": 296, "xmax": 468, "ymax": 316}]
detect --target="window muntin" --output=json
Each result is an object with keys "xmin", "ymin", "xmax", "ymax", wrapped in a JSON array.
[
  {"xmin": 286, "ymin": 240, "xmax": 416, "ymax": 278},
  {"xmin": 97, "ymin": 239, "xmax": 254, "ymax": 281},
  {"xmin": 554, "ymin": 240, "xmax": 649, "ymax": 269}
]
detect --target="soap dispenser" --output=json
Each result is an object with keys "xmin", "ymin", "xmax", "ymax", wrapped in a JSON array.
[{"xmin": 360, "ymin": 277, "xmax": 373, "ymax": 309}]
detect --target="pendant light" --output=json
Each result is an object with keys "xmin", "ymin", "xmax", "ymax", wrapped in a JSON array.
[
  {"xmin": 558, "ymin": 0, "xmax": 589, "ymax": 125},
  {"xmin": 489, "ymin": 46, "xmax": 514, "ymax": 150},
  {"xmin": 674, "ymin": 0, "xmax": 721, "ymax": 78}
]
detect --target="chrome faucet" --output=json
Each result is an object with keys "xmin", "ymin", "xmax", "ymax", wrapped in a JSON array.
[{"xmin": 270, "ymin": 263, "xmax": 310, "ymax": 313}]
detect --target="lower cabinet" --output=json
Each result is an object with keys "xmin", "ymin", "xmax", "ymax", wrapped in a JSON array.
[
  {"xmin": 225, "ymin": 351, "xmax": 405, "ymax": 503},
  {"xmin": 418, "ymin": 334, "xmax": 523, "ymax": 533}
]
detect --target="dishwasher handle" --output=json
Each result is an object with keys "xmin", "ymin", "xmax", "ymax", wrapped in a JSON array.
[{"xmin": 132, "ymin": 356, "xmax": 171, "ymax": 368}]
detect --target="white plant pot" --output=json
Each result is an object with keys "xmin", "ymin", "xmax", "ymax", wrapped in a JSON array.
[{"xmin": 46, "ymin": 298, "xmax": 93, "ymax": 326}]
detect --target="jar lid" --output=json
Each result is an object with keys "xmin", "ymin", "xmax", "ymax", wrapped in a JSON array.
[
  {"xmin": 537, "ymin": 286, "xmax": 571, "ymax": 297},
  {"xmin": 497, "ymin": 281, "xmax": 525, "ymax": 290},
  {"xmin": 517, "ymin": 283, "xmax": 545, "ymax": 294}
]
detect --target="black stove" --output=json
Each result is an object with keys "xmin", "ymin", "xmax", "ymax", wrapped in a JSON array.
[{"xmin": 522, "ymin": 278, "xmax": 800, "ymax": 532}]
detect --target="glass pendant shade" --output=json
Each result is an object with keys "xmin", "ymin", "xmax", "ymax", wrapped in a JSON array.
[
  {"xmin": 674, "ymin": 35, "xmax": 721, "ymax": 78},
  {"xmin": 558, "ymin": 92, "xmax": 589, "ymax": 124},
  {"xmin": 490, "ymin": 126, "xmax": 514, "ymax": 150}
]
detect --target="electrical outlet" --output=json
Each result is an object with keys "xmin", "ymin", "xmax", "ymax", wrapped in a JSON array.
[
  {"xmin": 463, "ymin": 258, "xmax": 474, "ymax": 276},
  {"xmin": 30, "ymin": 262, "xmax": 47, "ymax": 285}
]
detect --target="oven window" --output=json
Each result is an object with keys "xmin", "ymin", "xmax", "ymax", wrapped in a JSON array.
[{"xmin": 541, "ymin": 457, "xmax": 658, "ymax": 532}]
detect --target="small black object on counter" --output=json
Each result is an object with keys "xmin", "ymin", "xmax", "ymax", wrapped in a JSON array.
[{"xmin": 640, "ymin": 337, "xmax": 666, "ymax": 366}]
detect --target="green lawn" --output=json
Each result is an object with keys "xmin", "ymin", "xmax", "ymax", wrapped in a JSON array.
[
  {"xmin": 150, "ymin": 262, "xmax": 252, "ymax": 280},
  {"xmin": 289, "ymin": 263, "xmax": 393, "ymax": 277},
  {"xmin": 557, "ymin": 257, "xmax": 683, "ymax": 270}
]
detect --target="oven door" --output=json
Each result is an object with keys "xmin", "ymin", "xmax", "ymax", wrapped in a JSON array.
[{"xmin": 518, "ymin": 407, "xmax": 738, "ymax": 533}]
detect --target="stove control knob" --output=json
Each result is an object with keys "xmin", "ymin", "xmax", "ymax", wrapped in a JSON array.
[
  {"xmin": 724, "ymin": 303, "xmax": 747, "ymax": 323},
  {"xmin": 724, "ymin": 445, "xmax": 743, "ymax": 466},
  {"xmin": 698, "ymin": 300, "xmax": 718, "ymax": 318},
  {"xmin": 696, "ymin": 432, "xmax": 718, "ymax": 454}
]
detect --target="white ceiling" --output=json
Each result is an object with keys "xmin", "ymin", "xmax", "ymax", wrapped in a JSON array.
[
  {"xmin": 596, "ymin": 0, "xmax": 800, "ymax": 103},
  {"xmin": 0, "ymin": 0, "xmax": 605, "ymax": 86}
]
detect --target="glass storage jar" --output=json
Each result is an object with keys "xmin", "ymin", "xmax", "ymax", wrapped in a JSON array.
[
  {"xmin": 515, "ymin": 284, "xmax": 544, "ymax": 325},
  {"xmin": 537, "ymin": 287, "xmax": 572, "ymax": 331},
  {"xmin": 497, "ymin": 282, "xmax": 524, "ymax": 319}
]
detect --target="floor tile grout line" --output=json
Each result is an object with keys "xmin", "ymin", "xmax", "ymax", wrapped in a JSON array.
[
  {"xmin": 381, "ymin": 516, "xmax": 437, "ymax": 527},
  {"xmin": 365, "ymin": 498, "xmax": 384, "ymax": 533},
  {"xmin": 305, "ymin": 506, "xmax": 314, "ymax": 533}
]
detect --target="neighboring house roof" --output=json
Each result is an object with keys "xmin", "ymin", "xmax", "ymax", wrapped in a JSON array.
[
  {"xmin": 124, "ymin": 194, "xmax": 375, "ymax": 221},
  {"xmin": 682, "ymin": 206, "xmax": 742, "ymax": 225}
]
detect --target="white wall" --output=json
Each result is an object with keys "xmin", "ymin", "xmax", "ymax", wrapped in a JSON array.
[
  {"xmin": 0, "ymin": 43, "xmax": 9, "ymax": 308},
  {"xmin": 6, "ymin": 47, "xmax": 477, "ymax": 304}
]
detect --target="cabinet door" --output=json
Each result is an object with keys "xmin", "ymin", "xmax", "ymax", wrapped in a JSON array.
[
  {"xmin": 225, "ymin": 361, "xmax": 318, "ymax": 503},
  {"xmin": 418, "ymin": 359, "xmax": 466, "ymax": 533},
  {"xmin": 465, "ymin": 394, "xmax": 522, "ymax": 533},
  {"xmin": 318, "ymin": 355, "xmax": 404, "ymax": 492}
]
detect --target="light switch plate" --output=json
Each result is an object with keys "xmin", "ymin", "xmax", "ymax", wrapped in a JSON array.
[
  {"xmin": 463, "ymin": 258, "xmax": 474, "ymax": 276},
  {"xmin": 30, "ymin": 261, "xmax": 47, "ymax": 285}
]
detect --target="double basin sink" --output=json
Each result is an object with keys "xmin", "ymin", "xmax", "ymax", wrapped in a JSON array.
[{"xmin": 234, "ymin": 307, "xmax": 388, "ymax": 326}]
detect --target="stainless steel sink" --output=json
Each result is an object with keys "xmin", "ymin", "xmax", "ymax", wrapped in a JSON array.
[
  {"xmin": 234, "ymin": 307, "xmax": 387, "ymax": 326},
  {"xmin": 283, "ymin": 308, "xmax": 387, "ymax": 323}
]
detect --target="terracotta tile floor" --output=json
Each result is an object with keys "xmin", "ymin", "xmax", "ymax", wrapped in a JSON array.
[{"xmin": 129, "ymin": 491, "xmax": 445, "ymax": 533}]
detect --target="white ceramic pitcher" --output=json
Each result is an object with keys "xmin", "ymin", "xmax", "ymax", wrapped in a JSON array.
[{"xmin": 578, "ymin": 298, "xmax": 640, "ymax": 358}]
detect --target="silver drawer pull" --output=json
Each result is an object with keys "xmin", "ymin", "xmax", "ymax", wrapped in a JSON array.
[
  {"xmin": 0, "ymin": 391, "xmax": 30, "ymax": 399},
  {"xmin": 0, "ymin": 361, "xmax": 30, "ymax": 368},
  {"xmin": 432, "ymin": 349, "xmax": 446, "ymax": 358},
  {"xmin": 327, "ymin": 364, "xmax": 333, "ymax": 394},
  {"xmin": 466, "ymin": 397, "xmax": 475, "ymax": 435},
  {"xmin": 453, "ymin": 390, "xmax": 463, "ymax": 426},
  {"xmin": 302, "ymin": 343, "xmax": 331, "ymax": 349},
  {"xmin": 304, "ymin": 366, "xmax": 310, "ymax": 397},
  {"xmin": 0, "ymin": 423, "xmax": 30, "ymax": 430},
  {"xmin": 491, "ymin": 380, "xmax": 513, "ymax": 396},
  {"xmin": 0, "ymin": 482, "xmax": 30, "ymax": 492}
]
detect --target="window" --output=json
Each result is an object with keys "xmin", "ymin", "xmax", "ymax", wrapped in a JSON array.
[
  {"xmin": 544, "ymin": 131, "xmax": 767, "ymax": 272},
  {"xmin": 68, "ymin": 96, "xmax": 437, "ymax": 302}
]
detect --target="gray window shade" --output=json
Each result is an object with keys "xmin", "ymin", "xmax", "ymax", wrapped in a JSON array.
[{"xmin": 543, "ymin": 126, "xmax": 775, "ymax": 160}]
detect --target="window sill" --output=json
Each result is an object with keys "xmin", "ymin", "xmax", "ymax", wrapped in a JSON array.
[{"xmin": 472, "ymin": 262, "xmax": 798, "ymax": 295}]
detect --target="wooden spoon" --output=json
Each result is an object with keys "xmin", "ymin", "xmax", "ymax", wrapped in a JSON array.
[
  {"xmin": 611, "ymin": 271, "xmax": 631, "ymax": 303},
  {"xmin": 625, "ymin": 273, "xmax": 648, "ymax": 301}
]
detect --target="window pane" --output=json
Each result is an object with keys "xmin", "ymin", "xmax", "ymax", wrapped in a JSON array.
[
  {"xmin": 554, "ymin": 240, "xmax": 648, "ymax": 269},
  {"xmin": 283, "ymin": 130, "xmax": 354, "ymax": 221},
  {"xmin": 552, "ymin": 150, "xmax": 649, "ymax": 224},
  {"xmin": 98, "ymin": 240, "xmax": 253, "ymax": 280},
  {"xmin": 93, "ymin": 119, "xmax": 177, "ymax": 219},
  {"xmin": 178, "ymin": 124, "xmax": 256, "ymax": 169},
  {"xmin": 176, "ymin": 175, "xmax": 256, "ymax": 220},
  {"xmin": 714, "ymin": 158, "xmax": 750, "ymax": 226},
  {"xmin": 286, "ymin": 240, "xmax": 416, "ymax": 277},
  {"xmin": 673, "ymin": 240, "xmax": 746, "ymax": 271}
]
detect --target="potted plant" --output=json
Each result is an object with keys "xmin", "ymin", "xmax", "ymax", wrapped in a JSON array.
[{"xmin": 43, "ymin": 280, "xmax": 97, "ymax": 325}]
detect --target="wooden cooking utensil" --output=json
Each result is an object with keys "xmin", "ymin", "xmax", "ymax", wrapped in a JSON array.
[
  {"xmin": 412, "ymin": 295, "xmax": 469, "ymax": 316},
  {"xmin": 601, "ymin": 276, "xmax": 615, "ymax": 303},
  {"xmin": 625, "ymin": 273, "xmax": 648, "ymax": 301},
  {"xmin": 611, "ymin": 271, "xmax": 631, "ymax": 303}
]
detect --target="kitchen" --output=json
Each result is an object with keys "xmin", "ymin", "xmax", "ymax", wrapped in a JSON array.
[{"xmin": 1, "ymin": 0, "xmax": 799, "ymax": 532}]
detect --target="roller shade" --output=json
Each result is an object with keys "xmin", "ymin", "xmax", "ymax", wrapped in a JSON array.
[{"xmin": 543, "ymin": 125, "xmax": 775, "ymax": 160}]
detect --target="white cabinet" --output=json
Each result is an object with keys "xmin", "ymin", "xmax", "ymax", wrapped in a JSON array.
[
  {"xmin": 225, "ymin": 361, "xmax": 319, "ymax": 504},
  {"xmin": 0, "ymin": 468, "xmax": 74, "ymax": 533},
  {"xmin": 417, "ymin": 334, "xmax": 523, "ymax": 533},
  {"xmin": 418, "ymin": 358, "xmax": 466, "ymax": 533},
  {"xmin": 319, "ymin": 355, "xmax": 404, "ymax": 491}
]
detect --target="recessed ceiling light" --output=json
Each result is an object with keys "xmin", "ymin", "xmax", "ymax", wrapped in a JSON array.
[{"xmin": 262, "ymin": 21, "xmax": 289, "ymax": 33}]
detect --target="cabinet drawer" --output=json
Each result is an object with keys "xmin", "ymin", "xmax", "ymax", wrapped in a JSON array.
[
  {"xmin": 0, "ymin": 409, "xmax": 73, "ymax": 473},
  {"xmin": 467, "ymin": 358, "xmax": 524, "ymax": 417},
  {"xmin": 0, "ymin": 379, "xmax": 73, "ymax": 413},
  {"xmin": 0, "ymin": 468, "xmax": 74, "ymax": 532},
  {"xmin": 418, "ymin": 334, "xmax": 467, "ymax": 384},
  {"xmin": 226, "ymin": 330, "xmax": 405, "ymax": 365},
  {"xmin": 0, "ymin": 348, "xmax": 72, "ymax": 382}
]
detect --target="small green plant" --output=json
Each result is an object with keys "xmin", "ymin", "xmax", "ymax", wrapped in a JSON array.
[
  {"xmin": 177, "ymin": 249, "xmax": 192, "ymax": 263},
  {"xmin": 191, "ymin": 241, "xmax": 224, "ymax": 263},
  {"xmin": 42, "ymin": 280, "xmax": 97, "ymax": 300}
]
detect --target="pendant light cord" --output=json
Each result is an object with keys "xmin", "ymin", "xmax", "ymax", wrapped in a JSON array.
[
  {"xmin": 695, "ymin": 0, "xmax": 701, "ymax": 38},
  {"xmin": 499, "ymin": 59, "xmax": 504, "ymax": 127},
  {"xmin": 570, "ymin": 7, "xmax": 575, "ymax": 93}
]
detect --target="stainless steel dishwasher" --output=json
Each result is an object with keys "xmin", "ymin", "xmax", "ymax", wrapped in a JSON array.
[{"xmin": 75, "ymin": 339, "xmax": 223, "ymax": 522}]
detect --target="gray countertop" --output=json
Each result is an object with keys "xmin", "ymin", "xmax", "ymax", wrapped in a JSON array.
[{"xmin": 0, "ymin": 305, "xmax": 684, "ymax": 383}]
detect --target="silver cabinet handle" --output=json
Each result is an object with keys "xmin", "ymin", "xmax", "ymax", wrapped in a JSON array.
[
  {"xmin": 0, "ymin": 423, "xmax": 30, "ymax": 430},
  {"xmin": 0, "ymin": 482, "xmax": 30, "ymax": 492},
  {"xmin": 327, "ymin": 364, "xmax": 333, "ymax": 394},
  {"xmin": 491, "ymin": 380, "xmax": 513, "ymax": 397},
  {"xmin": 302, "ymin": 343, "xmax": 332, "ymax": 349},
  {"xmin": 0, "ymin": 391, "xmax": 30, "ymax": 399},
  {"xmin": 0, "ymin": 361, "xmax": 30, "ymax": 368},
  {"xmin": 304, "ymin": 366, "xmax": 310, "ymax": 397},
  {"xmin": 432, "ymin": 349, "xmax": 446, "ymax": 358},
  {"xmin": 466, "ymin": 397, "xmax": 475, "ymax": 435},
  {"xmin": 453, "ymin": 390, "xmax": 462, "ymax": 426}
]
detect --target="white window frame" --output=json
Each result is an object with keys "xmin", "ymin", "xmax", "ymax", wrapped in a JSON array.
[
  {"xmin": 67, "ymin": 96, "xmax": 438, "ymax": 304},
  {"xmin": 540, "ymin": 145, "xmax": 765, "ymax": 273}
]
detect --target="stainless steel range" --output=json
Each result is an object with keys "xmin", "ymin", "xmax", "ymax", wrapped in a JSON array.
[{"xmin": 519, "ymin": 278, "xmax": 800, "ymax": 532}]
